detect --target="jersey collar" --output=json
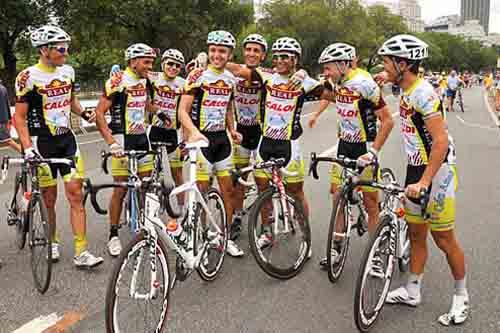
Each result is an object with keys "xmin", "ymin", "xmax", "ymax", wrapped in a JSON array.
[
  {"xmin": 403, "ymin": 77, "xmax": 422, "ymax": 95},
  {"xmin": 125, "ymin": 67, "xmax": 141, "ymax": 80},
  {"xmin": 208, "ymin": 64, "xmax": 224, "ymax": 75},
  {"xmin": 343, "ymin": 68, "xmax": 359, "ymax": 83},
  {"xmin": 35, "ymin": 60, "xmax": 57, "ymax": 73}
]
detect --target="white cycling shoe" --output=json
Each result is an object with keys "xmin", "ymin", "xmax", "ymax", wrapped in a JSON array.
[
  {"xmin": 438, "ymin": 294, "xmax": 470, "ymax": 326},
  {"xmin": 74, "ymin": 250, "xmax": 104, "ymax": 269},
  {"xmin": 386, "ymin": 286, "xmax": 421, "ymax": 307},
  {"xmin": 226, "ymin": 240, "xmax": 244, "ymax": 257},
  {"xmin": 107, "ymin": 237, "xmax": 122, "ymax": 257},
  {"xmin": 51, "ymin": 243, "xmax": 60, "ymax": 262}
]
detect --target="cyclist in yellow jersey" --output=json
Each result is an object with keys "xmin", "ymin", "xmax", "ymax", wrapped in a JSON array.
[
  {"xmin": 14, "ymin": 25, "xmax": 103, "ymax": 268},
  {"xmin": 95, "ymin": 43, "xmax": 157, "ymax": 256},
  {"xmin": 308, "ymin": 43, "xmax": 394, "ymax": 270},
  {"xmin": 225, "ymin": 37, "xmax": 336, "ymax": 255},
  {"xmin": 376, "ymin": 34, "xmax": 468, "ymax": 326},
  {"xmin": 178, "ymin": 30, "xmax": 244, "ymax": 257},
  {"xmin": 230, "ymin": 34, "xmax": 268, "ymax": 241},
  {"xmin": 148, "ymin": 49, "xmax": 186, "ymax": 211}
]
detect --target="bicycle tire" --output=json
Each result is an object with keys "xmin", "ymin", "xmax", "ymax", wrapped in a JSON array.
[
  {"xmin": 196, "ymin": 188, "xmax": 228, "ymax": 281},
  {"xmin": 28, "ymin": 195, "xmax": 52, "ymax": 294},
  {"xmin": 248, "ymin": 189, "xmax": 311, "ymax": 280},
  {"xmin": 326, "ymin": 190, "xmax": 351, "ymax": 283},
  {"xmin": 105, "ymin": 230, "xmax": 170, "ymax": 333},
  {"xmin": 398, "ymin": 219, "xmax": 410, "ymax": 273},
  {"xmin": 12, "ymin": 172, "xmax": 28, "ymax": 250},
  {"xmin": 380, "ymin": 168, "xmax": 397, "ymax": 212},
  {"xmin": 354, "ymin": 215, "xmax": 395, "ymax": 332}
]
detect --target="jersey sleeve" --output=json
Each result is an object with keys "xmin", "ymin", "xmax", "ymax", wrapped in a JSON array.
[
  {"xmin": 302, "ymin": 76, "xmax": 321, "ymax": 95},
  {"xmin": 184, "ymin": 68, "xmax": 204, "ymax": 94},
  {"xmin": 414, "ymin": 86, "xmax": 441, "ymax": 120},
  {"xmin": 250, "ymin": 68, "xmax": 268, "ymax": 85},
  {"xmin": 15, "ymin": 69, "xmax": 34, "ymax": 103}
]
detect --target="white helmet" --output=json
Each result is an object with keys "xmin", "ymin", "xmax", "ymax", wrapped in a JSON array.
[
  {"xmin": 161, "ymin": 49, "xmax": 185, "ymax": 64},
  {"xmin": 207, "ymin": 30, "xmax": 236, "ymax": 48},
  {"xmin": 378, "ymin": 34, "xmax": 428, "ymax": 61},
  {"xmin": 318, "ymin": 43, "xmax": 356, "ymax": 64},
  {"xmin": 272, "ymin": 37, "xmax": 302, "ymax": 57},
  {"xmin": 125, "ymin": 43, "xmax": 157, "ymax": 61},
  {"xmin": 243, "ymin": 34, "xmax": 268, "ymax": 52},
  {"xmin": 30, "ymin": 25, "xmax": 71, "ymax": 48}
]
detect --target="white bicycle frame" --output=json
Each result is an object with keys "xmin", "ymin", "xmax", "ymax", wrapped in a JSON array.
[{"xmin": 127, "ymin": 141, "xmax": 225, "ymax": 300}]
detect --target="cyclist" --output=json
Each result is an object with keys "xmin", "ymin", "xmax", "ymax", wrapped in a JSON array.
[
  {"xmin": 445, "ymin": 70, "xmax": 461, "ymax": 112},
  {"xmin": 178, "ymin": 30, "xmax": 244, "ymax": 257},
  {"xmin": 307, "ymin": 43, "xmax": 394, "ymax": 270},
  {"xmin": 148, "ymin": 49, "xmax": 186, "ymax": 211},
  {"xmin": 14, "ymin": 25, "xmax": 103, "ymax": 268},
  {"xmin": 95, "ymin": 43, "xmax": 157, "ymax": 257},
  {"xmin": 230, "ymin": 33, "xmax": 268, "ymax": 241},
  {"xmin": 495, "ymin": 71, "xmax": 500, "ymax": 112},
  {"xmin": 376, "ymin": 34, "xmax": 468, "ymax": 326},
  {"xmin": 225, "ymin": 37, "xmax": 336, "ymax": 256},
  {"xmin": 0, "ymin": 81, "xmax": 21, "ymax": 152}
]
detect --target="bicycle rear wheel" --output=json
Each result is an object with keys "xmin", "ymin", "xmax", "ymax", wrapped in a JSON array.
[
  {"xmin": 196, "ymin": 188, "xmax": 228, "ymax": 281},
  {"xmin": 28, "ymin": 196, "xmax": 52, "ymax": 294},
  {"xmin": 105, "ymin": 230, "xmax": 170, "ymax": 333},
  {"xmin": 248, "ymin": 189, "xmax": 310, "ymax": 280},
  {"xmin": 326, "ymin": 190, "xmax": 351, "ymax": 283},
  {"xmin": 11, "ymin": 172, "xmax": 28, "ymax": 250},
  {"xmin": 354, "ymin": 215, "xmax": 395, "ymax": 332}
]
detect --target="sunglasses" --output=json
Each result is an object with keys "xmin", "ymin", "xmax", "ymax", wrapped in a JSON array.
[
  {"xmin": 50, "ymin": 45, "xmax": 69, "ymax": 54},
  {"xmin": 272, "ymin": 54, "xmax": 291, "ymax": 61},
  {"xmin": 165, "ymin": 61, "xmax": 182, "ymax": 69}
]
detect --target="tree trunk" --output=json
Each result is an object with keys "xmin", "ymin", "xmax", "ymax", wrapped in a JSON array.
[{"xmin": 2, "ymin": 48, "xmax": 17, "ymax": 106}]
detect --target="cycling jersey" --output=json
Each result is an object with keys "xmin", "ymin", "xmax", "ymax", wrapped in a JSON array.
[
  {"xmin": 15, "ymin": 61, "xmax": 75, "ymax": 136},
  {"xmin": 149, "ymin": 73, "xmax": 185, "ymax": 129},
  {"xmin": 251, "ymin": 69, "xmax": 328, "ymax": 140},
  {"xmin": 399, "ymin": 78, "xmax": 456, "ymax": 166},
  {"xmin": 185, "ymin": 65, "xmax": 236, "ymax": 132},
  {"xmin": 104, "ymin": 67, "xmax": 151, "ymax": 135},
  {"xmin": 335, "ymin": 68, "xmax": 385, "ymax": 143}
]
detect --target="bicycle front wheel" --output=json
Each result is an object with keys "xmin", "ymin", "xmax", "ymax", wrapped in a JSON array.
[
  {"xmin": 196, "ymin": 188, "xmax": 228, "ymax": 281},
  {"xmin": 248, "ymin": 189, "xmax": 311, "ymax": 280},
  {"xmin": 12, "ymin": 172, "xmax": 28, "ymax": 250},
  {"xmin": 28, "ymin": 196, "xmax": 52, "ymax": 294},
  {"xmin": 105, "ymin": 230, "xmax": 170, "ymax": 333},
  {"xmin": 326, "ymin": 191, "xmax": 351, "ymax": 283},
  {"xmin": 354, "ymin": 215, "xmax": 396, "ymax": 332}
]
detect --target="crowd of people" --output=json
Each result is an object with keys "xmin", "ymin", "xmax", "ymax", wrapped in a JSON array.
[{"xmin": 0, "ymin": 25, "xmax": 485, "ymax": 327}]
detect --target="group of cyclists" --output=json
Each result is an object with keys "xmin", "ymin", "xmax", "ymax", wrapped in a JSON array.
[{"xmin": 0, "ymin": 24, "xmax": 470, "ymax": 327}]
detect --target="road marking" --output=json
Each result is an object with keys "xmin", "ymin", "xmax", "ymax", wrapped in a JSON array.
[
  {"xmin": 455, "ymin": 115, "xmax": 497, "ymax": 131},
  {"xmin": 13, "ymin": 310, "xmax": 86, "ymax": 333},
  {"xmin": 78, "ymin": 137, "xmax": 104, "ymax": 146},
  {"xmin": 483, "ymin": 90, "xmax": 500, "ymax": 127}
]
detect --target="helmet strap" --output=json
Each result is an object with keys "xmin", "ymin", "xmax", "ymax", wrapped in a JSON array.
[{"xmin": 335, "ymin": 61, "xmax": 350, "ymax": 84}]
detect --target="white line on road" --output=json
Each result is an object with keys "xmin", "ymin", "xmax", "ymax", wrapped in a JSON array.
[
  {"xmin": 455, "ymin": 115, "xmax": 497, "ymax": 131},
  {"xmin": 12, "ymin": 313, "xmax": 62, "ymax": 333},
  {"xmin": 483, "ymin": 91, "xmax": 500, "ymax": 127}
]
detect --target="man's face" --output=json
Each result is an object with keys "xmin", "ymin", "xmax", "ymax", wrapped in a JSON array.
[
  {"xmin": 322, "ymin": 61, "xmax": 348, "ymax": 82},
  {"xmin": 272, "ymin": 52, "xmax": 295, "ymax": 75},
  {"xmin": 243, "ymin": 43, "xmax": 265, "ymax": 68},
  {"xmin": 382, "ymin": 56, "xmax": 400, "ymax": 83},
  {"xmin": 163, "ymin": 59, "xmax": 182, "ymax": 79},
  {"xmin": 208, "ymin": 45, "xmax": 232, "ymax": 69},
  {"xmin": 43, "ymin": 42, "xmax": 70, "ymax": 66},
  {"xmin": 131, "ymin": 57, "xmax": 154, "ymax": 78}
]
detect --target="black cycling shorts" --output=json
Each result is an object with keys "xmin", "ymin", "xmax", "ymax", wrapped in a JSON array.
[
  {"xmin": 236, "ymin": 124, "xmax": 261, "ymax": 150},
  {"xmin": 148, "ymin": 126, "xmax": 178, "ymax": 154}
]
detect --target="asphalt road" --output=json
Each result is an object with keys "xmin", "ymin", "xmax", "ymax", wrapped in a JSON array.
[{"xmin": 1, "ymin": 86, "xmax": 500, "ymax": 332}]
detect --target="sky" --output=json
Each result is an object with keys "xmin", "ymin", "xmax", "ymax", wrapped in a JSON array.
[{"xmin": 366, "ymin": 0, "xmax": 500, "ymax": 33}]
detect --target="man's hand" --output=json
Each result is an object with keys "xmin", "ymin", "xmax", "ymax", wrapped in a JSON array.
[
  {"xmin": 186, "ymin": 52, "xmax": 208, "ymax": 73},
  {"xmin": 24, "ymin": 147, "xmax": 40, "ymax": 160},
  {"xmin": 109, "ymin": 142, "xmax": 125, "ymax": 158},
  {"xmin": 374, "ymin": 71, "xmax": 389, "ymax": 87},
  {"xmin": 289, "ymin": 69, "xmax": 308, "ymax": 90},
  {"xmin": 308, "ymin": 112, "xmax": 321, "ymax": 128},
  {"xmin": 230, "ymin": 130, "xmax": 243, "ymax": 144},
  {"xmin": 187, "ymin": 129, "xmax": 208, "ymax": 144},
  {"xmin": 357, "ymin": 149, "xmax": 378, "ymax": 168},
  {"xmin": 81, "ymin": 110, "xmax": 96, "ymax": 123},
  {"xmin": 405, "ymin": 181, "xmax": 428, "ymax": 199}
]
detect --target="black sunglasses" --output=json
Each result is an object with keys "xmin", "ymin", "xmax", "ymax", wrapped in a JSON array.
[
  {"xmin": 50, "ymin": 45, "xmax": 69, "ymax": 54},
  {"xmin": 272, "ymin": 54, "xmax": 291, "ymax": 61}
]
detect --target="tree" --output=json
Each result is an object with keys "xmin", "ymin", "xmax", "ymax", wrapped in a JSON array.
[{"xmin": 0, "ymin": 0, "xmax": 51, "ymax": 103}]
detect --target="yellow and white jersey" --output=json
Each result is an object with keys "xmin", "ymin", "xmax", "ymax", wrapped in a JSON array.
[{"xmin": 149, "ymin": 73, "xmax": 185, "ymax": 129}]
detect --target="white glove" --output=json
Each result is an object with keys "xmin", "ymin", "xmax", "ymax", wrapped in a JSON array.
[
  {"xmin": 289, "ymin": 69, "xmax": 308, "ymax": 90},
  {"xmin": 24, "ymin": 147, "xmax": 38, "ymax": 159},
  {"xmin": 196, "ymin": 52, "xmax": 208, "ymax": 68},
  {"xmin": 109, "ymin": 142, "xmax": 124, "ymax": 157},
  {"xmin": 357, "ymin": 148, "xmax": 378, "ymax": 168}
]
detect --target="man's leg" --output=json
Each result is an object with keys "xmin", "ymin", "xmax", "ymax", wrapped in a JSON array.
[
  {"xmin": 431, "ymin": 230, "xmax": 465, "ymax": 281},
  {"xmin": 108, "ymin": 176, "xmax": 127, "ymax": 256},
  {"xmin": 362, "ymin": 191, "xmax": 379, "ymax": 234}
]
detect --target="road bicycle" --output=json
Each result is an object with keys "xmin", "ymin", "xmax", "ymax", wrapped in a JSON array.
[
  {"xmin": 85, "ymin": 140, "xmax": 228, "ymax": 332},
  {"xmin": 1, "ymin": 155, "xmax": 74, "ymax": 294},
  {"xmin": 232, "ymin": 158, "xmax": 311, "ymax": 280}
]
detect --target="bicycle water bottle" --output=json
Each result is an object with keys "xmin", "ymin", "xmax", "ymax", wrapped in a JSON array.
[{"xmin": 167, "ymin": 220, "xmax": 187, "ymax": 247}]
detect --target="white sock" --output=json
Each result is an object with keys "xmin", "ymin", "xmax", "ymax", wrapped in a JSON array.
[
  {"xmin": 406, "ymin": 273, "xmax": 423, "ymax": 298},
  {"xmin": 454, "ymin": 276, "xmax": 467, "ymax": 296}
]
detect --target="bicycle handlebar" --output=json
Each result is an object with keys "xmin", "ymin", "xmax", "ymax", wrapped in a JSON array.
[
  {"xmin": 100, "ymin": 150, "xmax": 159, "ymax": 174},
  {"xmin": 308, "ymin": 152, "xmax": 360, "ymax": 180},
  {"xmin": 231, "ymin": 158, "xmax": 287, "ymax": 187},
  {"xmin": 1, "ymin": 156, "xmax": 75, "ymax": 184}
]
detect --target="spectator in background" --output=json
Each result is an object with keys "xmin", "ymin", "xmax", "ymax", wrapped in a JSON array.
[{"xmin": 494, "ymin": 71, "xmax": 500, "ymax": 112}]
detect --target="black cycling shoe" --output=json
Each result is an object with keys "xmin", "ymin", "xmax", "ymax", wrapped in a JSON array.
[
  {"xmin": 230, "ymin": 216, "xmax": 242, "ymax": 241},
  {"xmin": 319, "ymin": 257, "xmax": 328, "ymax": 270}
]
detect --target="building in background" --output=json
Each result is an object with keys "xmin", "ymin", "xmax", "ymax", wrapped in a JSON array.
[
  {"xmin": 424, "ymin": 15, "xmax": 461, "ymax": 32},
  {"xmin": 461, "ymin": 0, "xmax": 490, "ymax": 34},
  {"xmin": 364, "ymin": 0, "xmax": 424, "ymax": 32}
]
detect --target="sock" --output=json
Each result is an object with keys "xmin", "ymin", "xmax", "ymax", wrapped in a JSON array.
[
  {"xmin": 406, "ymin": 273, "xmax": 423, "ymax": 298},
  {"xmin": 454, "ymin": 276, "xmax": 467, "ymax": 296},
  {"xmin": 52, "ymin": 231, "xmax": 61, "ymax": 244},
  {"xmin": 74, "ymin": 234, "xmax": 87, "ymax": 257},
  {"xmin": 109, "ymin": 225, "xmax": 119, "ymax": 240}
]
